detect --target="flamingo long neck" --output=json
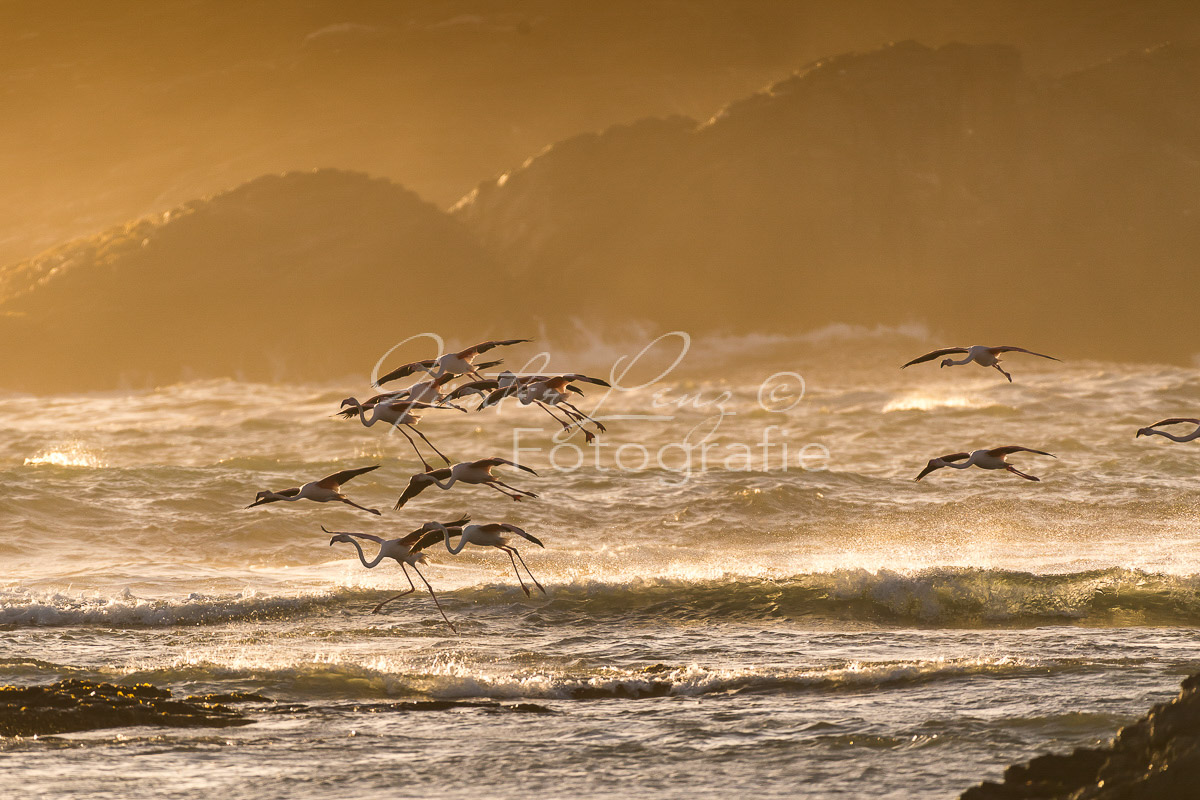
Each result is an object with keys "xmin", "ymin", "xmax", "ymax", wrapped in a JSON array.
[
  {"xmin": 343, "ymin": 398, "xmax": 378, "ymax": 428},
  {"xmin": 360, "ymin": 401, "xmax": 387, "ymax": 428},
  {"xmin": 949, "ymin": 355, "xmax": 974, "ymax": 366},
  {"xmin": 946, "ymin": 460, "xmax": 974, "ymax": 470},
  {"xmin": 1150, "ymin": 428, "xmax": 1200, "ymax": 443},
  {"xmin": 433, "ymin": 523, "xmax": 469, "ymax": 555},
  {"xmin": 345, "ymin": 538, "xmax": 387, "ymax": 569},
  {"xmin": 431, "ymin": 473, "xmax": 456, "ymax": 490}
]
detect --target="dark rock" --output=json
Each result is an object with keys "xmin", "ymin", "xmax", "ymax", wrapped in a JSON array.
[
  {"xmin": 960, "ymin": 673, "xmax": 1200, "ymax": 799},
  {"xmin": 0, "ymin": 679, "xmax": 251, "ymax": 737},
  {"xmin": 183, "ymin": 692, "xmax": 272, "ymax": 704},
  {"xmin": 334, "ymin": 699, "xmax": 555, "ymax": 714}
]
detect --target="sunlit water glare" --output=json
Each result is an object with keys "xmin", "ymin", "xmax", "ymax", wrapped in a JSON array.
[{"xmin": 2, "ymin": 334, "xmax": 1199, "ymax": 798}]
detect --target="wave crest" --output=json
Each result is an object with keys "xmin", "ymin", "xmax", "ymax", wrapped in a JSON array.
[
  {"xmin": 36, "ymin": 654, "xmax": 1079, "ymax": 702},
  {"xmin": 5, "ymin": 567, "xmax": 1199, "ymax": 629}
]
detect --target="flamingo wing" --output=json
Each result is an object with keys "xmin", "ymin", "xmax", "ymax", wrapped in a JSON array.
[
  {"xmin": 459, "ymin": 339, "xmax": 531, "ymax": 357},
  {"xmin": 393, "ymin": 469, "xmax": 449, "ymax": 510},
  {"xmin": 901, "ymin": 348, "xmax": 968, "ymax": 368},
  {"xmin": 558, "ymin": 374, "xmax": 611, "ymax": 387},
  {"xmin": 408, "ymin": 528, "xmax": 464, "ymax": 553},
  {"xmin": 1148, "ymin": 418, "xmax": 1200, "ymax": 428},
  {"xmin": 480, "ymin": 385, "xmax": 519, "ymax": 407},
  {"xmin": 376, "ymin": 359, "xmax": 438, "ymax": 386},
  {"xmin": 989, "ymin": 346, "xmax": 1061, "ymax": 362},
  {"xmin": 397, "ymin": 515, "xmax": 472, "ymax": 548},
  {"xmin": 317, "ymin": 464, "xmax": 380, "ymax": 490},
  {"xmin": 444, "ymin": 380, "xmax": 497, "ymax": 401},
  {"xmin": 393, "ymin": 479, "xmax": 430, "ymax": 510},
  {"xmin": 987, "ymin": 446, "xmax": 1055, "ymax": 458},
  {"xmin": 488, "ymin": 523, "xmax": 545, "ymax": 548},
  {"xmin": 475, "ymin": 457, "xmax": 538, "ymax": 475}
]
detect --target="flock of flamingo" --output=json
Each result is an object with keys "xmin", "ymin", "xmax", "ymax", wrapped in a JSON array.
[
  {"xmin": 902, "ymin": 344, "xmax": 1199, "ymax": 480},
  {"xmin": 244, "ymin": 338, "xmax": 1199, "ymax": 631},
  {"xmin": 245, "ymin": 338, "xmax": 610, "ymax": 632}
]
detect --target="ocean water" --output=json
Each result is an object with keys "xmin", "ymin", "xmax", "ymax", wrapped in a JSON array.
[{"xmin": 3, "ymin": 330, "xmax": 1200, "ymax": 799}]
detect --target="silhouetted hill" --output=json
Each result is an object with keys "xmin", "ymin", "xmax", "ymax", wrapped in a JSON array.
[
  {"xmin": 455, "ymin": 41, "xmax": 1200, "ymax": 362},
  {"xmin": 0, "ymin": 170, "xmax": 504, "ymax": 390},
  {"xmin": 6, "ymin": 41, "xmax": 1200, "ymax": 391},
  {"xmin": 5, "ymin": 1, "xmax": 1200, "ymax": 270}
]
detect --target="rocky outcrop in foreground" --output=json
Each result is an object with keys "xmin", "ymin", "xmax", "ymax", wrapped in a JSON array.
[
  {"xmin": 0, "ymin": 679, "xmax": 253, "ymax": 736},
  {"xmin": 962, "ymin": 673, "xmax": 1200, "ymax": 799}
]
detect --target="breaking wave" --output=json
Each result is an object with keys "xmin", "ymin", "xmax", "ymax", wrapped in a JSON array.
[
  {"xmin": 5, "ymin": 567, "xmax": 1199, "ymax": 629},
  {"xmin": 8, "ymin": 654, "xmax": 1091, "ymax": 703}
]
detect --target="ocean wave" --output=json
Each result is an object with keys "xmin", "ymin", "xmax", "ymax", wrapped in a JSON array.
[
  {"xmin": 0, "ymin": 587, "xmax": 367, "ymax": 628},
  {"xmin": 524, "ymin": 567, "xmax": 1200, "ymax": 626},
  {"xmin": 95, "ymin": 654, "xmax": 1087, "ymax": 702},
  {"xmin": 881, "ymin": 391, "xmax": 1012, "ymax": 414},
  {"xmin": 5, "ymin": 567, "xmax": 1200, "ymax": 629}
]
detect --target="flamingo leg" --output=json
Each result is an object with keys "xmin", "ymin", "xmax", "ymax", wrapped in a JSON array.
[
  {"xmin": 511, "ymin": 548, "xmax": 546, "ymax": 595},
  {"xmin": 395, "ymin": 426, "xmax": 434, "ymax": 471},
  {"xmin": 410, "ymin": 563, "xmax": 457, "ymax": 633},
  {"xmin": 407, "ymin": 424, "xmax": 452, "ymax": 465},
  {"xmin": 503, "ymin": 547, "xmax": 531, "ymax": 596},
  {"xmin": 560, "ymin": 401, "xmax": 607, "ymax": 433},
  {"xmin": 993, "ymin": 363, "xmax": 1013, "ymax": 382},
  {"xmin": 372, "ymin": 565, "xmax": 417, "ymax": 613},
  {"xmin": 485, "ymin": 482, "xmax": 527, "ymax": 501},
  {"xmin": 533, "ymin": 400, "xmax": 573, "ymax": 430},
  {"xmin": 541, "ymin": 401, "xmax": 595, "ymax": 442},
  {"xmin": 493, "ymin": 479, "xmax": 539, "ymax": 499},
  {"xmin": 340, "ymin": 497, "xmax": 382, "ymax": 515},
  {"xmin": 1006, "ymin": 465, "xmax": 1039, "ymax": 481}
]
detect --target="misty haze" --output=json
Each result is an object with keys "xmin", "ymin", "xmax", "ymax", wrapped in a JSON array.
[{"xmin": 4, "ymin": 3, "xmax": 1200, "ymax": 800}]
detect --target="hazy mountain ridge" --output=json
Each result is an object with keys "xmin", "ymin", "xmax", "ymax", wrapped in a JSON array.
[
  {"xmin": 0, "ymin": 170, "xmax": 504, "ymax": 390},
  {"xmin": 456, "ymin": 40, "xmax": 1200, "ymax": 359},
  {"xmin": 6, "ymin": 0, "xmax": 1197, "ymax": 270},
  {"xmin": 4, "ymin": 40, "xmax": 1200, "ymax": 390}
]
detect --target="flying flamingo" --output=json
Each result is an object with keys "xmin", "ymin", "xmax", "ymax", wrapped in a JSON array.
[
  {"xmin": 338, "ymin": 397, "xmax": 463, "ymax": 470},
  {"xmin": 443, "ymin": 370, "xmax": 545, "ymax": 406},
  {"xmin": 247, "ymin": 465, "xmax": 381, "ymax": 514},
  {"xmin": 1136, "ymin": 418, "xmax": 1200, "ymax": 442},
  {"xmin": 915, "ymin": 446, "xmax": 1056, "ymax": 482},
  {"xmin": 902, "ymin": 345, "xmax": 1061, "ymax": 381},
  {"xmin": 349, "ymin": 373, "xmax": 464, "ymax": 410},
  {"xmin": 375, "ymin": 339, "xmax": 530, "ymax": 385},
  {"xmin": 425, "ymin": 519, "xmax": 547, "ymax": 596},
  {"xmin": 482, "ymin": 374, "xmax": 609, "ymax": 441},
  {"xmin": 324, "ymin": 516, "xmax": 470, "ymax": 630},
  {"xmin": 394, "ymin": 458, "xmax": 539, "ymax": 509}
]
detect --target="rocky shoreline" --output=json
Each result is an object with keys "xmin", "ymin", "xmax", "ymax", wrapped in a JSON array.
[
  {"xmin": 962, "ymin": 673, "xmax": 1200, "ymax": 799},
  {"xmin": 9, "ymin": 672, "xmax": 1200, "ymax": 797},
  {"xmin": 0, "ymin": 679, "xmax": 560, "ymax": 740},
  {"xmin": 0, "ymin": 679, "xmax": 252, "ymax": 737}
]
